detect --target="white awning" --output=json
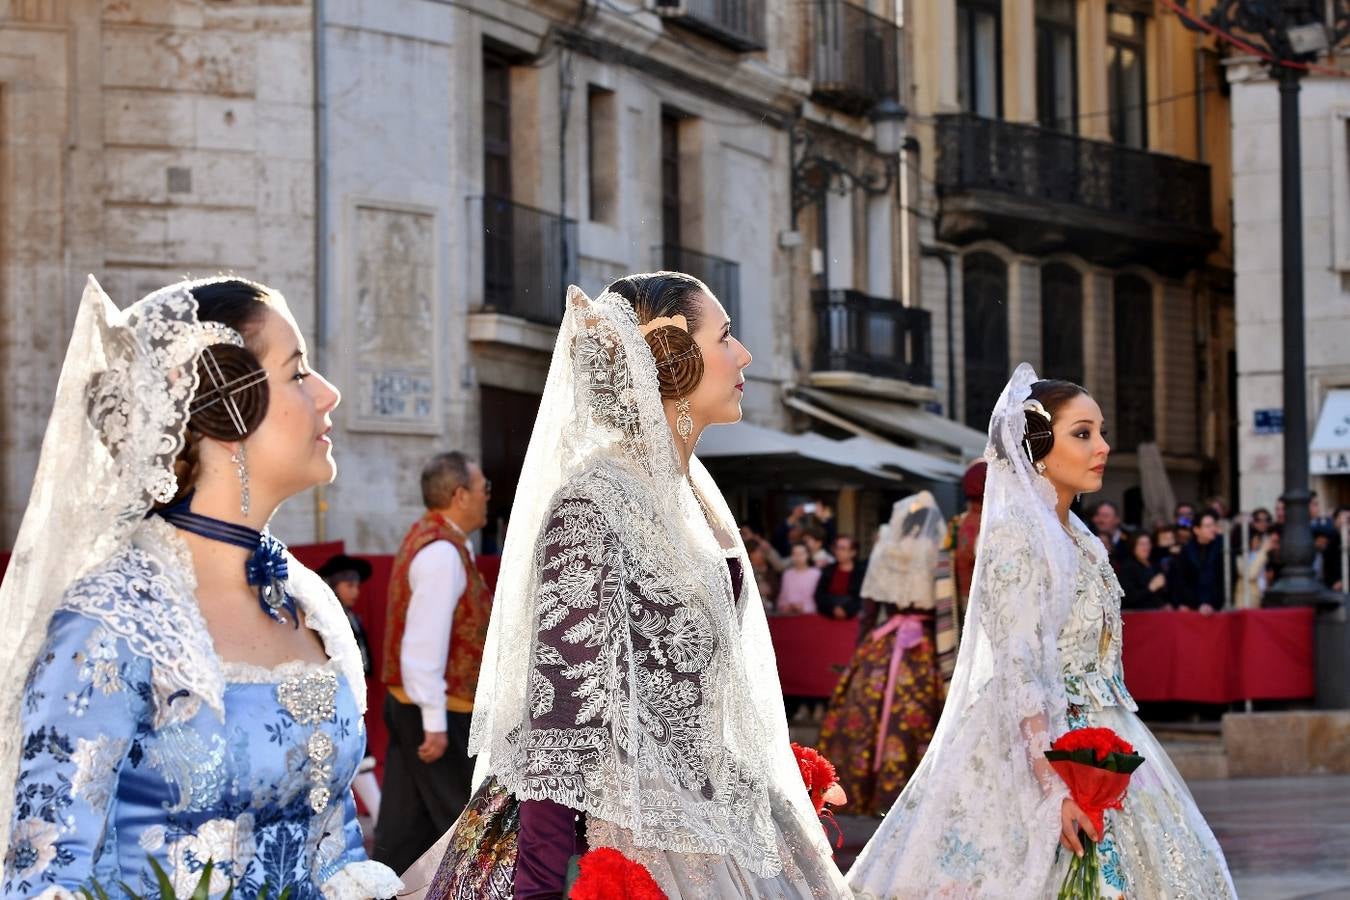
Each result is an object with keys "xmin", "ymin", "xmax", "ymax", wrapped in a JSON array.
[
  {"xmin": 695, "ymin": 420, "xmax": 966, "ymax": 483},
  {"xmin": 790, "ymin": 386, "xmax": 987, "ymax": 461},
  {"xmin": 1311, "ymin": 389, "xmax": 1350, "ymax": 475}
]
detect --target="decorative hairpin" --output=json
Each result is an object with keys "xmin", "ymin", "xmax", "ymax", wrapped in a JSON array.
[
  {"xmin": 190, "ymin": 347, "xmax": 269, "ymax": 437},
  {"xmin": 1023, "ymin": 399, "xmax": 1052, "ymax": 424},
  {"xmin": 638, "ymin": 314, "xmax": 689, "ymax": 337}
]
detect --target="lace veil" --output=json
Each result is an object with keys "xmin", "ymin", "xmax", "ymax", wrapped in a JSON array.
[
  {"xmin": 467, "ymin": 286, "xmax": 830, "ymax": 878},
  {"xmin": 848, "ymin": 363, "xmax": 1094, "ymax": 897},
  {"xmin": 0, "ymin": 277, "xmax": 261, "ymax": 862},
  {"xmin": 860, "ymin": 491, "xmax": 945, "ymax": 606}
]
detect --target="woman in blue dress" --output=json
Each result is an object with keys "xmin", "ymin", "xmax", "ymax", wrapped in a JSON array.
[{"xmin": 0, "ymin": 277, "xmax": 401, "ymax": 899}]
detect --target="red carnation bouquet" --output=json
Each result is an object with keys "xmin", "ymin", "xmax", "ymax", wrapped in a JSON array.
[
  {"xmin": 1045, "ymin": 727, "xmax": 1145, "ymax": 899},
  {"xmin": 564, "ymin": 847, "xmax": 667, "ymax": 900},
  {"xmin": 792, "ymin": 742, "xmax": 848, "ymax": 848}
]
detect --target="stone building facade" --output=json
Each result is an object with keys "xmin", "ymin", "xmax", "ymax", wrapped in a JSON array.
[
  {"xmin": 2, "ymin": 0, "xmax": 925, "ymax": 551},
  {"xmin": 902, "ymin": 0, "xmax": 1239, "ymax": 523}
]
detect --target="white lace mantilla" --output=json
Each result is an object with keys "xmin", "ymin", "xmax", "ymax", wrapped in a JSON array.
[
  {"xmin": 59, "ymin": 517, "xmax": 369, "ymax": 726},
  {"xmin": 469, "ymin": 287, "xmax": 840, "ymax": 890},
  {"xmin": 502, "ymin": 462, "xmax": 775, "ymax": 869}
]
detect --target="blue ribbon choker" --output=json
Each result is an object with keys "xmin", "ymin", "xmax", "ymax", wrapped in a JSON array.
[{"xmin": 154, "ymin": 492, "xmax": 298, "ymax": 627}]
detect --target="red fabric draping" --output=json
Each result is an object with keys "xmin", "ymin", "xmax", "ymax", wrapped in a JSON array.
[
  {"xmin": 1120, "ymin": 608, "xmax": 1314, "ymax": 703},
  {"xmin": 765, "ymin": 608, "xmax": 1316, "ymax": 703},
  {"xmin": 767, "ymin": 613, "xmax": 858, "ymax": 697}
]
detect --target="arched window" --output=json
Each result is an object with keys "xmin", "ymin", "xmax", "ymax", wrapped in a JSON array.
[
  {"xmin": 1113, "ymin": 273, "xmax": 1155, "ymax": 450},
  {"xmin": 963, "ymin": 252, "xmax": 1010, "ymax": 429},
  {"xmin": 1041, "ymin": 263, "xmax": 1084, "ymax": 386}
]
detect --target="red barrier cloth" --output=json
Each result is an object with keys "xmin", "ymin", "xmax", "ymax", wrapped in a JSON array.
[
  {"xmin": 1120, "ymin": 608, "xmax": 1314, "ymax": 703},
  {"xmin": 767, "ymin": 613, "xmax": 858, "ymax": 697},
  {"xmin": 764, "ymin": 608, "xmax": 1315, "ymax": 704}
]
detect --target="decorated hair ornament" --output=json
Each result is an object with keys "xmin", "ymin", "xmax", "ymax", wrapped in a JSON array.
[
  {"xmin": 1022, "ymin": 398, "xmax": 1055, "ymax": 464},
  {"xmin": 638, "ymin": 314, "xmax": 689, "ymax": 337},
  {"xmin": 188, "ymin": 340, "xmax": 270, "ymax": 441},
  {"xmin": 1023, "ymin": 399, "xmax": 1052, "ymax": 424},
  {"xmin": 153, "ymin": 491, "xmax": 297, "ymax": 627}
]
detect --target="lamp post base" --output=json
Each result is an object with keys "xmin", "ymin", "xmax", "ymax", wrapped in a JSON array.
[
  {"xmin": 1264, "ymin": 570, "xmax": 1337, "ymax": 607},
  {"xmin": 1316, "ymin": 600, "xmax": 1349, "ymax": 710}
]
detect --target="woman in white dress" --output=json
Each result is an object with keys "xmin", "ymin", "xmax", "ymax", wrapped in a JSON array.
[{"xmin": 847, "ymin": 364, "xmax": 1236, "ymax": 899}]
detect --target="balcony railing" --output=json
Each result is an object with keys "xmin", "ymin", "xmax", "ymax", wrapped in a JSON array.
[
  {"xmin": 810, "ymin": 0, "xmax": 900, "ymax": 115},
  {"xmin": 481, "ymin": 195, "xmax": 578, "ymax": 327},
  {"xmin": 813, "ymin": 289, "xmax": 932, "ymax": 385},
  {"xmin": 935, "ymin": 113, "xmax": 1212, "ymax": 231},
  {"xmin": 655, "ymin": 0, "xmax": 767, "ymax": 52},
  {"xmin": 658, "ymin": 245, "xmax": 741, "ymax": 326}
]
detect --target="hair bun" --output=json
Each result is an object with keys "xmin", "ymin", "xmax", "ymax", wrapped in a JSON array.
[
  {"xmin": 189, "ymin": 344, "xmax": 269, "ymax": 440},
  {"xmin": 1023, "ymin": 415, "xmax": 1055, "ymax": 462},
  {"xmin": 644, "ymin": 324, "xmax": 704, "ymax": 399}
]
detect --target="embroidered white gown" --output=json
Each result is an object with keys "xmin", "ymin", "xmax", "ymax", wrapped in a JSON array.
[{"xmin": 846, "ymin": 507, "xmax": 1237, "ymax": 899}]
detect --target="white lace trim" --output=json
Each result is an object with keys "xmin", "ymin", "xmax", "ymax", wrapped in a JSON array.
[
  {"xmin": 32, "ymin": 888, "xmax": 78, "ymax": 900},
  {"xmin": 288, "ymin": 554, "xmax": 369, "ymax": 713},
  {"xmin": 64, "ymin": 524, "xmax": 227, "ymax": 725},
  {"xmin": 60, "ymin": 518, "xmax": 368, "ymax": 721},
  {"xmin": 222, "ymin": 657, "xmax": 339, "ymax": 685},
  {"xmin": 319, "ymin": 859, "xmax": 403, "ymax": 900}
]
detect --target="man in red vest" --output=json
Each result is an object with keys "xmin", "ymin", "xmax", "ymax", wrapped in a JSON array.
[{"xmin": 373, "ymin": 451, "xmax": 493, "ymax": 874}]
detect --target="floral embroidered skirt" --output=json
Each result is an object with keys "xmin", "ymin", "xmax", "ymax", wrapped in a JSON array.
[
  {"xmin": 399, "ymin": 776, "xmax": 518, "ymax": 900},
  {"xmin": 817, "ymin": 615, "xmax": 943, "ymax": 817}
]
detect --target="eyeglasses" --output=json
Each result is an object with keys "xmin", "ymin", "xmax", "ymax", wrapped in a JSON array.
[{"xmin": 483, "ymin": 479, "xmax": 492, "ymax": 494}]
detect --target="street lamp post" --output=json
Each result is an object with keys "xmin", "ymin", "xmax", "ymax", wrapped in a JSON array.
[{"xmin": 1178, "ymin": 0, "xmax": 1350, "ymax": 706}]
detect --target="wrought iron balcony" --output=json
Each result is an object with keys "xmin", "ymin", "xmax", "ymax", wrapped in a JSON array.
[
  {"xmin": 934, "ymin": 113, "xmax": 1217, "ymax": 271},
  {"xmin": 481, "ymin": 195, "xmax": 578, "ymax": 327},
  {"xmin": 813, "ymin": 289, "xmax": 932, "ymax": 385},
  {"xmin": 809, "ymin": 0, "xmax": 901, "ymax": 116},
  {"xmin": 654, "ymin": 0, "xmax": 767, "ymax": 52},
  {"xmin": 658, "ymin": 245, "xmax": 741, "ymax": 327}
]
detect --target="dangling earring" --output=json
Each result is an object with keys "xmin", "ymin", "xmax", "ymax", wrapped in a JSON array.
[
  {"xmin": 231, "ymin": 444, "xmax": 250, "ymax": 516},
  {"xmin": 676, "ymin": 398, "xmax": 693, "ymax": 447},
  {"xmin": 1034, "ymin": 460, "xmax": 1047, "ymax": 475}
]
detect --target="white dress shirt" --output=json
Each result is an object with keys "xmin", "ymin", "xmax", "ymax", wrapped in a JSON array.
[{"xmin": 402, "ymin": 538, "xmax": 473, "ymax": 733}]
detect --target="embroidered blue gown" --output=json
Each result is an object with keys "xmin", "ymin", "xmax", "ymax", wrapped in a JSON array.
[{"xmin": 2, "ymin": 518, "xmax": 401, "ymax": 900}]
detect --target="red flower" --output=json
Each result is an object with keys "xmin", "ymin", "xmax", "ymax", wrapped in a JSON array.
[
  {"xmin": 792, "ymin": 742, "xmax": 845, "ymax": 815},
  {"xmin": 1045, "ymin": 728, "xmax": 1145, "ymax": 899},
  {"xmin": 567, "ymin": 847, "xmax": 667, "ymax": 900},
  {"xmin": 1051, "ymin": 727, "xmax": 1135, "ymax": 763}
]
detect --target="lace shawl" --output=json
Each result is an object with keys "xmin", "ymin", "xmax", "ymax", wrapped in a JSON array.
[
  {"xmin": 847, "ymin": 363, "xmax": 1089, "ymax": 899},
  {"xmin": 860, "ymin": 492, "xmax": 946, "ymax": 608},
  {"xmin": 0, "ymin": 278, "xmax": 256, "ymax": 862},
  {"xmin": 40, "ymin": 510, "xmax": 367, "ymax": 732},
  {"xmin": 469, "ymin": 287, "xmax": 830, "ymax": 879}
]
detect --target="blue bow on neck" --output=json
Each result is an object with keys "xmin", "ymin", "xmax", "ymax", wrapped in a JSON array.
[{"xmin": 247, "ymin": 532, "xmax": 298, "ymax": 627}]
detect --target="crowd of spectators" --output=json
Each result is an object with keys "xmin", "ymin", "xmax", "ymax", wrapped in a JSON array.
[
  {"xmin": 1090, "ymin": 494, "xmax": 1348, "ymax": 612},
  {"xmin": 743, "ymin": 491, "xmax": 1349, "ymax": 621}
]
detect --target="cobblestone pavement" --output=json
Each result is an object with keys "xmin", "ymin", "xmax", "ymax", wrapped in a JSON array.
[{"xmin": 830, "ymin": 775, "xmax": 1350, "ymax": 899}]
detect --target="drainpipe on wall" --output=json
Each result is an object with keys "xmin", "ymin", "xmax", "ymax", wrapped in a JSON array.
[{"xmin": 312, "ymin": 0, "xmax": 329, "ymax": 543}]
